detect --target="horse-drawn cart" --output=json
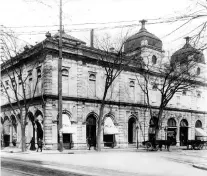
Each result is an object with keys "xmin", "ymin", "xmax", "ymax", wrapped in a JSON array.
[
  {"xmin": 143, "ymin": 139, "xmax": 175, "ymax": 151},
  {"xmin": 186, "ymin": 140, "xmax": 207, "ymax": 150},
  {"xmin": 187, "ymin": 128, "xmax": 207, "ymax": 150}
]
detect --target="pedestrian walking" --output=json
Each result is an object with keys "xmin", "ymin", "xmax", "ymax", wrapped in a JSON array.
[
  {"xmin": 30, "ymin": 137, "xmax": 36, "ymax": 151},
  {"xmin": 87, "ymin": 137, "xmax": 92, "ymax": 150},
  {"xmin": 37, "ymin": 139, "xmax": 43, "ymax": 152}
]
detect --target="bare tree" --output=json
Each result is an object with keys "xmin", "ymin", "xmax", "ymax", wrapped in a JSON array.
[
  {"xmin": 0, "ymin": 29, "xmax": 43, "ymax": 152},
  {"xmin": 93, "ymin": 34, "xmax": 132, "ymax": 151},
  {"xmin": 163, "ymin": 0, "xmax": 207, "ymax": 50},
  {"xmin": 134, "ymin": 44, "xmax": 203, "ymax": 142}
]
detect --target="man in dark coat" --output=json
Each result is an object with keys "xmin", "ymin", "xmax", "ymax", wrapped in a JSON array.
[
  {"xmin": 37, "ymin": 139, "xmax": 43, "ymax": 152},
  {"xmin": 30, "ymin": 137, "xmax": 36, "ymax": 151}
]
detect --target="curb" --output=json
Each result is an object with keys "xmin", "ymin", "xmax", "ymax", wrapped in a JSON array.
[{"xmin": 192, "ymin": 164, "xmax": 207, "ymax": 171}]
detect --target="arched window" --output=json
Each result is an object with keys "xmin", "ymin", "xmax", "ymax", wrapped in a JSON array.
[
  {"xmin": 152, "ymin": 83, "xmax": 158, "ymax": 90},
  {"xmin": 62, "ymin": 69, "xmax": 69, "ymax": 77},
  {"xmin": 197, "ymin": 67, "xmax": 201, "ymax": 75},
  {"xmin": 37, "ymin": 68, "xmax": 41, "ymax": 79},
  {"xmin": 195, "ymin": 120, "xmax": 202, "ymax": 128},
  {"xmin": 182, "ymin": 90, "xmax": 187, "ymax": 96},
  {"xmin": 89, "ymin": 73, "xmax": 96, "ymax": 81},
  {"xmin": 167, "ymin": 118, "xmax": 176, "ymax": 127},
  {"xmin": 129, "ymin": 80, "xmax": 135, "ymax": 87},
  {"xmin": 62, "ymin": 114, "xmax": 71, "ymax": 126},
  {"xmin": 88, "ymin": 73, "xmax": 96, "ymax": 97},
  {"xmin": 62, "ymin": 68, "xmax": 69, "ymax": 95},
  {"xmin": 152, "ymin": 55, "xmax": 157, "ymax": 64}
]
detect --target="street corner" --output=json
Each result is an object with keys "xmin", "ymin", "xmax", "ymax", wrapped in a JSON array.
[{"xmin": 192, "ymin": 163, "xmax": 207, "ymax": 171}]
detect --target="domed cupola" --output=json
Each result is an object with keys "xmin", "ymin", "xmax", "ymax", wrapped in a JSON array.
[
  {"xmin": 124, "ymin": 20, "xmax": 163, "ymax": 53},
  {"xmin": 171, "ymin": 37, "xmax": 205, "ymax": 64}
]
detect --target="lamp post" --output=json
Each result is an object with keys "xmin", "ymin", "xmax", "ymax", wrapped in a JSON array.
[
  {"xmin": 164, "ymin": 127, "xmax": 167, "ymax": 149},
  {"xmin": 136, "ymin": 124, "xmax": 139, "ymax": 149},
  {"xmin": 164, "ymin": 127, "xmax": 167, "ymax": 141}
]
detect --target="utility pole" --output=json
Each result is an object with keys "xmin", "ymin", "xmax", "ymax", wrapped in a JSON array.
[{"xmin": 58, "ymin": 0, "xmax": 63, "ymax": 152}]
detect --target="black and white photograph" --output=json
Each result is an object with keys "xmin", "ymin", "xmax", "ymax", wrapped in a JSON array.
[{"xmin": 1, "ymin": 0, "xmax": 207, "ymax": 175}]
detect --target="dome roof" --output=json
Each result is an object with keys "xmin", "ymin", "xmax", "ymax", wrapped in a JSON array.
[
  {"xmin": 124, "ymin": 20, "xmax": 162, "ymax": 53},
  {"xmin": 171, "ymin": 37, "xmax": 205, "ymax": 64}
]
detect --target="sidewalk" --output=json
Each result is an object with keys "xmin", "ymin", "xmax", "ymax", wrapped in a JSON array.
[
  {"xmin": 1, "ymin": 146, "xmax": 207, "ymax": 176},
  {"xmin": 0, "ymin": 145, "xmax": 187, "ymax": 154}
]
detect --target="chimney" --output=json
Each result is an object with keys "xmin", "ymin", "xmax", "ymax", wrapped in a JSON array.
[
  {"xmin": 184, "ymin": 36, "xmax": 190, "ymax": 44},
  {"xmin": 90, "ymin": 29, "xmax": 94, "ymax": 48},
  {"xmin": 139, "ymin": 19, "xmax": 147, "ymax": 31}
]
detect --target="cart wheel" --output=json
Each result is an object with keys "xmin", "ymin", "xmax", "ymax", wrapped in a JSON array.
[
  {"xmin": 146, "ymin": 142, "xmax": 152, "ymax": 151},
  {"xmin": 199, "ymin": 144, "xmax": 204, "ymax": 150}
]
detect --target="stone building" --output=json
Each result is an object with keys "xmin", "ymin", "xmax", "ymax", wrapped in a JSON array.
[{"xmin": 1, "ymin": 21, "xmax": 207, "ymax": 149}]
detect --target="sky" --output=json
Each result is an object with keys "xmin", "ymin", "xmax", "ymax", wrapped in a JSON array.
[{"xmin": 0, "ymin": 0, "xmax": 206, "ymax": 55}]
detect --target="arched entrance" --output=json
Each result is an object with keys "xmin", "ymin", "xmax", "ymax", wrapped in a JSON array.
[
  {"xmin": 180, "ymin": 119, "xmax": 188, "ymax": 146},
  {"xmin": 61, "ymin": 113, "xmax": 74, "ymax": 149},
  {"xmin": 86, "ymin": 114, "xmax": 96, "ymax": 147},
  {"xmin": 128, "ymin": 117, "xmax": 136, "ymax": 144},
  {"xmin": 167, "ymin": 118, "xmax": 177, "ymax": 145},
  {"xmin": 35, "ymin": 110, "xmax": 43, "ymax": 141}
]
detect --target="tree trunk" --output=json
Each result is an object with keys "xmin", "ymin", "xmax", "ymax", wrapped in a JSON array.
[
  {"xmin": 155, "ymin": 108, "xmax": 164, "ymax": 140},
  {"xmin": 21, "ymin": 126, "xmax": 26, "ymax": 152},
  {"xmin": 96, "ymin": 103, "xmax": 105, "ymax": 151}
]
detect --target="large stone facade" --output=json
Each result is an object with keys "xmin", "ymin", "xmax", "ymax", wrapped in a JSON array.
[{"xmin": 1, "ymin": 24, "xmax": 207, "ymax": 150}]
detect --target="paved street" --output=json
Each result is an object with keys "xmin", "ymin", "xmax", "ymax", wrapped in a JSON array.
[{"xmin": 1, "ymin": 148, "xmax": 207, "ymax": 176}]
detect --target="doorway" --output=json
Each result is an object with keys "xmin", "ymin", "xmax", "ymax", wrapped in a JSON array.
[
  {"xmin": 128, "ymin": 117, "xmax": 136, "ymax": 144},
  {"xmin": 63, "ymin": 133, "xmax": 72, "ymax": 149},
  {"xmin": 167, "ymin": 118, "xmax": 177, "ymax": 145},
  {"xmin": 86, "ymin": 115, "xmax": 96, "ymax": 147},
  {"xmin": 180, "ymin": 119, "xmax": 188, "ymax": 146}
]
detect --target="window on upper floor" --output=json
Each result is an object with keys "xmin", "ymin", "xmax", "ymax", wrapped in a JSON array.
[
  {"xmin": 11, "ymin": 78, "xmax": 16, "ymax": 89},
  {"xmin": 62, "ymin": 69, "xmax": 69, "ymax": 77},
  {"xmin": 18, "ymin": 76, "xmax": 22, "ymax": 85},
  {"xmin": 129, "ymin": 79, "xmax": 135, "ymax": 101},
  {"xmin": 176, "ymin": 96, "xmax": 180, "ymax": 106},
  {"xmin": 197, "ymin": 91, "xmax": 201, "ymax": 98},
  {"xmin": 129, "ymin": 80, "xmax": 135, "ymax": 87},
  {"xmin": 182, "ymin": 90, "xmax": 187, "ymax": 96},
  {"xmin": 88, "ymin": 72, "xmax": 96, "ymax": 97},
  {"xmin": 197, "ymin": 67, "xmax": 201, "ymax": 75},
  {"xmin": 62, "ymin": 68, "xmax": 69, "ymax": 95},
  {"xmin": 5, "ymin": 80, "xmax": 9, "ymax": 89},
  {"xmin": 152, "ymin": 83, "xmax": 158, "ymax": 90},
  {"xmin": 28, "ymin": 70, "xmax": 33, "ymax": 81},
  {"xmin": 152, "ymin": 55, "xmax": 157, "ymax": 65},
  {"xmin": 37, "ymin": 67, "xmax": 41, "ymax": 79}
]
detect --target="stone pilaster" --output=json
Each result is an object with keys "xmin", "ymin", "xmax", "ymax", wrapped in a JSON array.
[
  {"xmin": 43, "ymin": 55, "xmax": 53, "ymax": 95},
  {"xmin": 44, "ymin": 100, "xmax": 53, "ymax": 149},
  {"xmin": 77, "ymin": 61, "xmax": 83, "ymax": 97}
]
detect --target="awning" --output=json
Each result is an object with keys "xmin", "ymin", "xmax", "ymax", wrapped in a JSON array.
[
  {"xmin": 104, "ymin": 127, "xmax": 120, "ymax": 135},
  {"xmin": 195, "ymin": 128, "xmax": 207, "ymax": 137},
  {"xmin": 61, "ymin": 126, "xmax": 76, "ymax": 134},
  {"xmin": 104, "ymin": 117, "xmax": 120, "ymax": 134}
]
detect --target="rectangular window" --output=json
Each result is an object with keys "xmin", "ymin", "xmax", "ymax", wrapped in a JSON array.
[
  {"xmin": 177, "ymin": 96, "xmax": 180, "ymax": 106},
  {"xmin": 5, "ymin": 80, "xmax": 9, "ymax": 89}
]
